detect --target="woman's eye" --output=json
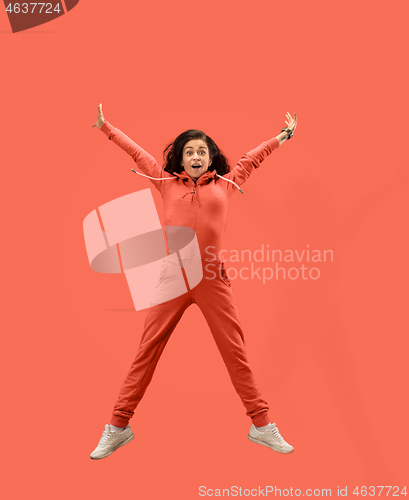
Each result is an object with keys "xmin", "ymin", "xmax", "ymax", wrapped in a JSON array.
[{"xmin": 186, "ymin": 151, "xmax": 206, "ymax": 155}]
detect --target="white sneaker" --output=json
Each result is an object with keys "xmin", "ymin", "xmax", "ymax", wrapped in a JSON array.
[
  {"xmin": 90, "ymin": 424, "xmax": 134, "ymax": 460},
  {"xmin": 248, "ymin": 423, "xmax": 294, "ymax": 454}
]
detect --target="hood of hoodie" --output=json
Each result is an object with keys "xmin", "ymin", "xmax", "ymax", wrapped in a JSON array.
[{"xmin": 172, "ymin": 169, "xmax": 217, "ymax": 184}]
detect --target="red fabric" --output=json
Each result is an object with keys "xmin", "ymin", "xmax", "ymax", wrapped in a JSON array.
[
  {"xmin": 110, "ymin": 260, "xmax": 270, "ymax": 428},
  {"xmin": 101, "ymin": 122, "xmax": 278, "ymax": 426},
  {"xmin": 101, "ymin": 121, "xmax": 279, "ymax": 258}
]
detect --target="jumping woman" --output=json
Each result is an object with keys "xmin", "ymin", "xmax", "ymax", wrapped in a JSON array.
[{"xmin": 90, "ymin": 104, "xmax": 297, "ymax": 459}]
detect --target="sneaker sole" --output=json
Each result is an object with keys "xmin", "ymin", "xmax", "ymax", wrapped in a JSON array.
[
  {"xmin": 90, "ymin": 432, "xmax": 135, "ymax": 460},
  {"xmin": 247, "ymin": 434, "xmax": 294, "ymax": 454}
]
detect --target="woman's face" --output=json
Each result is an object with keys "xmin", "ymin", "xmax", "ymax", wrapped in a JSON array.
[{"xmin": 181, "ymin": 139, "xmax": 212, "ymax": 180}]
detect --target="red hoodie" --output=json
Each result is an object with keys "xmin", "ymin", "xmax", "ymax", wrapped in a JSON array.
[{"xmin": 101, "ymin": 121, "xmax": 280, "ymax": 259}]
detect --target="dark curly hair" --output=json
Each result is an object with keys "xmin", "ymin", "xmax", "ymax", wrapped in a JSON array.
[{"xmin": 162, "ymin": 129, "xmax": 230, "ymax": 176}]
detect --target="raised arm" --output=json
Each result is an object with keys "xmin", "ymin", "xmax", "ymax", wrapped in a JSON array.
[
  {"xmin": 224, "ymin": 112, "xmax": 297, "ymax": 193},
  {"xmin": 91, "ymin": 103, "xmax": 173, "ymax": 186}
]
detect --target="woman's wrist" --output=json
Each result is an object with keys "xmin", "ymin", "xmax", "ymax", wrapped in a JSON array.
[{"xmin": 275, "ymin": 131, "xmax": 289, "ymax": 145}]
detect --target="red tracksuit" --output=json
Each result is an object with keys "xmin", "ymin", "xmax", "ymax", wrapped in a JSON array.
[{"xmin": 100, "ymin": 121, "xmax": 280, "ymax": 427}]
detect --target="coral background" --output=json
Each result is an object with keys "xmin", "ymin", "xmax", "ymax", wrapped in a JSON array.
[{"xmin": 1, "ymin": 1, "xmax": 408, "ymax": 498}]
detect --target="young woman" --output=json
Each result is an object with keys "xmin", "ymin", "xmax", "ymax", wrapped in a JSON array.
[{"xmin": 90, "ymin": 104, "xmax": 297, "ymax": 459}]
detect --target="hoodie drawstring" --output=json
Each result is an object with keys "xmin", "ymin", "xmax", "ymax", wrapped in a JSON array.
[
  {"xmin": 131, "ymin": 168, "xmax": 243, "ymax": 197},
  {"xmin": 215, "ymin": 173, "xmax": 244, "ymax": 194},
  {"xmin": 182, "ymin": 189, "xmax": 197, "ymax": 203},
  {"xmin": 131, "ymin": 169, "xmax": 177, "ymax": 182}
]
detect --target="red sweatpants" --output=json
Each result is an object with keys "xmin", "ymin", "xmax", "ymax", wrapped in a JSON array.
[{"xmin": 110, "ymin": 259, "xmax": 270, "ymax": 428}]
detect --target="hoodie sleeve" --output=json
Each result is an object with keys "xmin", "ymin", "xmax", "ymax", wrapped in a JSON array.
[
  {"xmin": 224, "ymin": 137, "xmax": 280, "ymax": 193},
  {"xmin": 100, "ymin": 121, "xmax": 173, "ymax": 191}
]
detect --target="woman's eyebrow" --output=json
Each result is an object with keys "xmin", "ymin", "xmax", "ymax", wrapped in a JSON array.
[{"xmin": 184, "ymin": 146, "xmax": 208, "ymax": 150}]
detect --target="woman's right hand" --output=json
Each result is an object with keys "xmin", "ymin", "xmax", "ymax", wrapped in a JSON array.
[{"xmin": 91, "ymin": 103, "xmax": 105, "ymax": 129}]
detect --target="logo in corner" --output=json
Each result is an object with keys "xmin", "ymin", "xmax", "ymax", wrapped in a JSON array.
[{"xmin": 3, "ymin": 1, "xmax": 79, "ymax": 33}]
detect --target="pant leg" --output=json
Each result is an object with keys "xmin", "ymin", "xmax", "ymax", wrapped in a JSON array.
[
  {"xmin": 193, "ymin": 260, "xmax": 271, "ymax": 427},
  {"xmin": 110, "ymin": 291, "xmax": 192, "ymax": 427}
]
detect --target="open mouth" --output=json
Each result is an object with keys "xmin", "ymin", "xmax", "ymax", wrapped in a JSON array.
[{"xmin": 192, "ymin": 164, "xmax": 202, "ymax": 169}]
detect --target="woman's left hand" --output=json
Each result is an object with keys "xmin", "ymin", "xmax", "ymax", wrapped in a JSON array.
[{"xmin": 284, "ymin": 111, "xmax": 297, "ymax": 135}]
